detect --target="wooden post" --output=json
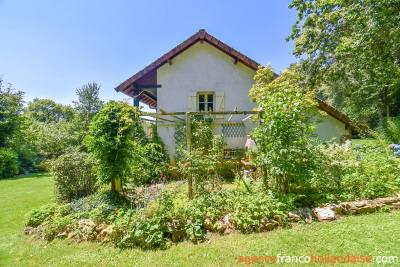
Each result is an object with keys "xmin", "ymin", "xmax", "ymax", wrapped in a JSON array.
[
  {"xmin": 186, "ymin": 112, "xmax": 193, "ymax": 199},
  {"xmin": 133, "ymin": 90, "xmax": 140, "ymax": 107}
]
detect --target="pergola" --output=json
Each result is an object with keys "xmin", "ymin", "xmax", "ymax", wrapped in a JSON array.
[{"xmin": 140, "ymin": 109, "xmax": 262, "ymax": 199}]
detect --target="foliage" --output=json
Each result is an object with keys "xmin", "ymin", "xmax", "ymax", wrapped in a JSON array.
[
  {"xmin": 302, "ymin": 141, "xmax": 400, "ymax": 205},
  {"xmin": 25, "ymin": 203, "xmax": 57, "ymax": 227},
  {"xmin": 7, "ymin": 123, "xmax": 38, "ymax": 172},
  {"xmin": 73, "ymin": 82, "xmax": 104, "ymax": 141},
  {"xmin": 378, "ymin": 116, "xmax": 400, "ymax": 144},
  {"xmin": 176, "ymin": 116, "xmax": 231, "ymax": 193},
  {"xmin": 52, "ymin": 152, "xmax": 98, "ymax": 202},
  {"xmin": 74, "ymin": 82, "xmax": 103, "ymax": 124},
  {"xmin": 84, "ymin": 101, "xmax": 146, "ymax": 191},
  {"xmin": 0, "ymin": 78, "xmax": 24, "ymax": 148},
  {"xmin": 25, "ymin": 119, "xmax": 79, "ymax": 158},
  {"xmin": 288, "ymin": 0, "xmax": 400, "ymax": 125},
  {"xmin": 249, "ymin": 65, "xmax": 320, "ymax": 194},
  {"xmin": 25, "ymin": 99, "xmax": 75, "ymax": 123},
  {"xmin": 189, "ymin": 182, "xmax": 290, "ymax": 233},
  {"xmin": 0, "ymin": 148, "xmax": 19, "ymax": 179},
  {"xmin": 3, "ymin": 172, "xmax": 399, "ymax": 266},
  {"xmin": 68, "ymin": 191, "xmax": 128, "ymax": 221},
  {"xmin": 25, "ymin": 180, "xmax": 291, "ymax": 249},
  {"xmin": 129, "ymin": 127, "xmax": 170, "ymax": 185}
]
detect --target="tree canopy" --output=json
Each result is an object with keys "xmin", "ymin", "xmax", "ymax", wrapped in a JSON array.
[
  {"xmin": 73, "ymin": 82, "xmax": 104, "ymax": 129},
  {"xmin": 0, "ymin": 78, "xmax": 24, "ymax": 148},
  {"xmin": 288, "ymin": 0, "xmax": 400, "ymax": 125}
]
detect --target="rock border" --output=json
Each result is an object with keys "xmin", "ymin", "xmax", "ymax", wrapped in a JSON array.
[
  {"xmin": 287, "ymin": 194, "xmax": 400, "ymax": 223},
  {"xmin": 24, "ymin": 194, "xmax": 400, "ymax": 245}
]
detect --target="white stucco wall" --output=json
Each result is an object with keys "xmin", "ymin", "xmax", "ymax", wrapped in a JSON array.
[
  {"xmin": 157, "ymin": 42, "xmax": 257, "ymax": 112},
  {"xmin": 153, "ymin": 42, "xmax": 351, "ymax": 162},
  {"xmin": 312, "ymin": 107, "xmax": 351, "ymax": 142},
  {"xmin": 156, "ymin": 42, "xmax": 258, "ymax": 162}
]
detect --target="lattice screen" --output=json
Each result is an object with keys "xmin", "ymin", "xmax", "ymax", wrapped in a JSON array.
[
  {"xmin": 174, "ymin": 125, "xmax": 186, "ymax": 160},
  {"xmin": 222, "ymin": 122, "xmax": 246, "ymax": 138}
]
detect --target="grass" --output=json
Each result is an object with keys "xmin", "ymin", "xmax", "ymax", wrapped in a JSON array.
[
  {"xmin": 1, "ymin": 173, "xmax": 400, "ymax": 266},
  {"xmin": 351, "ymin": 138, "xmax": 380, "ymax": 147}
]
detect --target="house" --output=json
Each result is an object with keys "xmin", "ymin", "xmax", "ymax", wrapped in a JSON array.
[{"xmin": 115, "ymin": 29, "xmax": 358, "ymax": 162}]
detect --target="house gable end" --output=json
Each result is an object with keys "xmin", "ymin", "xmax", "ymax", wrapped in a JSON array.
[{"xmin": 115, "ymin": 29, "xmax": 264, "ymax": 95}]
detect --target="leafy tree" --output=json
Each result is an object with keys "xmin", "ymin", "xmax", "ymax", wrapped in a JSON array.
[
  {"xmin": 288, "ymin": 0, "xmax": 400, "ymax": 125},
  {"xmin": 0, "ymin": 78, "xmax": 24, "ymax": 148},
  {"xmin": 74, "ymin": 82, "xmax": 104, "ymax": 130},
  {"xmin": 84, "ymin": 101, "xmax": 146, "ymax": 192},
  {"xmin": 249, "ymin": 65, "xmax": 320, "ymax": 194},
  {"xmin": 26, "ymin": 119, "xmax": 79, "ymax": 158},
  {"xmin": 23, "ymin": 99, "xmax": 78, "ymax": 159},
  {"xmin": 26, "ymin": 99, "xmax": 74, "ymax": 123},
  {"xmin": 0, "ymin": 148, "xmax": 19, "ymax": 179}
]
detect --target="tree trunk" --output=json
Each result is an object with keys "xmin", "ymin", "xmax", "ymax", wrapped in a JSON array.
[
  {"xmin": 385, "ymin": 86, "xmax": 390, "ymax": 117},
  {"xmin": 111, "ymin": 178, "xmax": 122, "ymax": 193},
  {"xmin": 397, "ymin": 47, "xmax": 400, "ymax": 68}
]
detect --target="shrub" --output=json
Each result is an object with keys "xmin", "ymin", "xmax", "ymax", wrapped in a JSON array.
[
  {"xmin": 249, "ymin": 65, "xmax": 320, "ymax": 194},
  {"xmin": 378, "ymin": 116, "xmax": 400, "ymax": 143},
  {"xmin": 52, "ymin": 152, "xmax": 98, "ymax": 201},
  {"xmin": 176, "ymin": 116, "xmax": 231, "ymax": 193},
  {"xmin": 83, "ymin": 101, "xmax": 147, "ymax": 191},
  {"xmin": 69, "ymin": 190, "xmax": 128, "ymax": 221},
  {"xmin": 312, "ymin": 141, "xmax": 400, "ymax": 204},
  {"xmin": 25, "ymin": 203, "xmax": 57, "ymax": 227},
  {"xmin": 0, "ymin": 148, "xmax": 19, "ymax": 179},
  {"xmin": 25, "ymin": 180, "xmax": 290, "ymax": 249},
  {"xmin": 129, "ymin": 137, "xmax": 169, "ymax": 186}
]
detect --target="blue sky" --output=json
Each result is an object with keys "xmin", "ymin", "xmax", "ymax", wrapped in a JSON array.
[{"xmin": 0, "ymin": 0, "xmax": 298, "ymax": 110}]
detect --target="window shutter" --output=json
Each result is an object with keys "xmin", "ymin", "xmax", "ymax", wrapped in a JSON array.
[
  {"xmin": 215, "ymin": 91, "xmax": 225, "ymax": 119},
  {"xmin": 188, "ymin": 92, "xmax": 197, "ymax": 111}
]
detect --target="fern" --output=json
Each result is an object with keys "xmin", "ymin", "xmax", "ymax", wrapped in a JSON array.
[{"xmin": 378, "ymin": 116, "xmax": 400, "ymax": 143}]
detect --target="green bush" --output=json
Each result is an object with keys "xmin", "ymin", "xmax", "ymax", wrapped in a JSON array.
[
  {"xmin": 25, "ymin": 203, "xmax": 57, "ymax": 227},
  {"xmin": 36, "ymin": 159, "xmax": 54, "ymax": 172},
  {"xmin": 0, "ymin": 148, "xmax": 19, "ymax": 179},
  {"xmin": 249, "ymin": 66, "xmax": 320, "ymax": 194},
  {"xmin": 312, "ymin": 141, "xmax": 400, "ymax": 204},
  {"xmin": 69, "ymin": 190, "xmax": 128, "ymax": 221},
  {"xmin": 25, "ymin": 181, "xmax": 290, "ymax": 249},
  {"xmin": 52, "ymin": 152, "xmax": 98, "ymax": 201},
  {"xmin": 176, "ymin": 116, "xmax": 232, "ymax": 192}
]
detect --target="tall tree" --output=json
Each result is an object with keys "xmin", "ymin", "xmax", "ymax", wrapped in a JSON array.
[
  {"xmin": 26, "ymin": 99, "xmax": 74, "ymax": 123},
  {"xmin": 288, "ymin": 0, "xmax": 400, "ymax": 125},
  {"xmin": 0, "ymin": 78, "xmax": 24, "ymax": 148},
  {"xmin": 84, "ymin": 101, "xmax": 146, "ymax": 192},
  {"xmin": 249, "ymin": 65, "xmax": 320, "ymax": 194},
  {"xmin": 73, "ymin": 82, "xmax": 104, "ymax": 130}
]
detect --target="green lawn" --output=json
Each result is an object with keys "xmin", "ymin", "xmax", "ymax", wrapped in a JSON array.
[
  {"xmin": 351, "ymin": 138, "xmax": 380, "ymax": 147},
  {"xmin": 1, "ymin": 173, "xmax": 400, "ymax": 266}
]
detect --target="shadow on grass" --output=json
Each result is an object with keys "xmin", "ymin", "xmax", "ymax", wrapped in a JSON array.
[{"xmin": 0, "ymin": 172, "xmax": 51, "ymax": 182}]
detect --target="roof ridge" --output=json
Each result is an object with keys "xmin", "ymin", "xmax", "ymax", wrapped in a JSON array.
[{"xmin": 115, "ymin": 29, "xmax": 262, "ymax": 93}]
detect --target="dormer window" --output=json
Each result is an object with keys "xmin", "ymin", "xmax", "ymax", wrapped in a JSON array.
[{"xmin": 198, "ymin": 92, "xmax": 214, "ymax": 112}]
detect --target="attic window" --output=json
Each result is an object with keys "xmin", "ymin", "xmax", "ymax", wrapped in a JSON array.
[{"xmin": 198, "ymin": 93, "xmax": 214, "ymax": 112}]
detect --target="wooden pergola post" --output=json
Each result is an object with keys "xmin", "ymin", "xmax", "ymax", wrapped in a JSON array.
[{"xmin": 186, "ymin": 112, "xmax": 193, "ymax": 199}]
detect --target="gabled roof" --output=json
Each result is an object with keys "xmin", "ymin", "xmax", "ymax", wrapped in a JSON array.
[
  {"xmin": 115, "ymin": 29, "xmax": 263, "ymax": 96},
  {"xmin": 317, "ymin": 98, "xmax": 367, "ymax": 133}
]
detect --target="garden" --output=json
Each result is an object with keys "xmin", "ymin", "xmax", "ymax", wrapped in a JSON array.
[
  {"xmin": 1, "ymin": 66, "xmax": 399, "ymax": 251},
  {"xmin": 0, "ymin": 1, "xmax": 400, "ymax": 262}
]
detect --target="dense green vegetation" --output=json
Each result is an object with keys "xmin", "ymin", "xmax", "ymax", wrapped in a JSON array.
[
  {"xmin": 2, "ymin": 0, "xmax": 400, "ymax": 264},
  {"xmin": 288, "ymin": 0, "xmax": 400, "ymax": 127},
  {"xmin": 1, "ymin": 173, "xmax": 400, "ymax": 266}
]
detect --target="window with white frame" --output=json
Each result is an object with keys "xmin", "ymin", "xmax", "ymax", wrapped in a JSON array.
[{"xmin": 198, "ymin": 92, "xmax": 214, "ymax": 112}]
